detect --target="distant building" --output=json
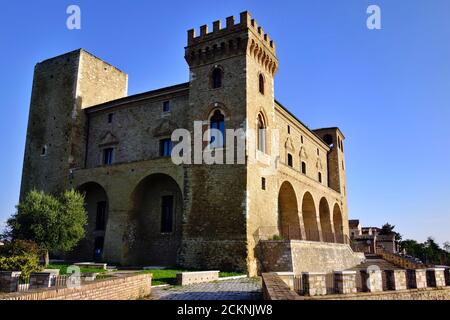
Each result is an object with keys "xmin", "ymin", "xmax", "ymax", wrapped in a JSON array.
[{"xmin": 349, "ymin": 221, "xmax": 398, "ymax": 254}]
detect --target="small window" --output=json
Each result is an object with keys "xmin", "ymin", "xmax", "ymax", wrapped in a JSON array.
[
  {"xmin": 259, "ymin": 74, "xmax": 265, "ymax": 95},
  {"xmin": 287, "ymin": 125, "xmax": 290, "ymax": 134},
  {"xmin": 108, "ymin": 113, "xmax": 114, "ymax": 123},
  {"xmin": 301, "ymin": 136, "xmax": 304, "ymax": 144},
  {"xmin": 163, "ymin": 101, "xmax": 170, "ymax": 113},
  {"xmin": 301, "ymin": 161, "xmax": 307, "ymax": 174},
  {"xmin": 95, "ymin": 201, "xmax": 107, "ymax": 231},
  {"xmin": 161, "ymin": 195, "xmax": 174, "ymax": 233},
  {"xmin": 323, "ymin": 134, "xmax": 333, "ymax": 147},
  {"xmin": 342, "ymin": 160, "xmax": 345, "ymax": 171},
  {"xmin": 317, "ymin": 148, "xmax": 319, "ymax": 156},
  {"xmin": 41, "ymin": 145, "xmax": 47, "ymax": 156},
  {"xmin": 287, "ymin": 153, "xmax": 293, "ymax": 167},
  {"xmin": 261, "ymin": 177, "xmax": 266, "ymax": 190},
  {"xmin": 159, "ymin": 139, "xmax": 172, "ymax": 157},
  {"xmin": 318, "ymin": 172, "xmax": 322, "ymax": 183},
  {"xmin": 210, "ymin": 109, "xmax": 225, "ymax": 148},
  {"xmin": 212, "ymin": 68, "xmax": 223, "ymax": 89},
  {"xmin": 341, "ymin": 140, "xmax": 344, "ymax": 152},
  {"xmin": 103, "ymin": 148, "xmax": 114, "ymax": 165},
  {"xmin": 257, "ymin": 113, "xmax": 266, "ymax": 153}
]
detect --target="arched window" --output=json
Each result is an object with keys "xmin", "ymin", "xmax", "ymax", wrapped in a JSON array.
[
  {"xmin": 301, "ymin": 161, "xmax": 307, "ymax": 174},
  {"xmin": 257, "ymin": 113, "xmax": 266, "ymax": 153},
  {"xmin": 210, "ymin": 109, "xmax": 225, "ymax": 148},
  {"xmin": 259, "ymin": 74, "xmax": 265, "ymax": 95},
  {"xmin": 212, "ymin": 68, "xmax": 223, "ymax": 89}
]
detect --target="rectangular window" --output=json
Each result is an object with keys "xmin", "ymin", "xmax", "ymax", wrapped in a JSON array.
[
  {"xmin": 318, "ymin": 172, "xmax": 322, "ymax": 183},
  {"xmin": 163, "ymin": 101, "xmax": 170, "ymax": 113},
  {"xmin": 103, "ymin": 148, "xmax": 114, "ymax": 165},
  {"xmin": 108, "ymin": 113, "xmax": 114, "ymax": 123},
  {"xmin": 159, "ymin": 139, "xmax": 172, "ymax": 157},
  {"xmin": 301, "ymin": 161, "xmax": 307, "ymax": 174},
  {"xmin": 161, "ymin": 195, "xmax": 174, "ymax": 233},
  {"xmin": 96, "ymin": 201, "xmax": 107, "ymax": 231},
  {"xmin": 261, "ymin": 177, "xmax": 266, "ymax": 190},
  {"xmin": 287, "ymin": 125, "xmax": 290, "ymax": 134},
  {"xmin": 287, "ymin": 153, "xmax": 293, "ymax": 167}
]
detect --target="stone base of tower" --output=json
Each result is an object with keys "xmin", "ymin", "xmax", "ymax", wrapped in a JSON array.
[
  {"xmin": 178, "ymin": 239, "xmax": 248, "ymax": 273},
  {"xmin": 256, "ymin": 240, "xmax": 365, "ymax": 274}
]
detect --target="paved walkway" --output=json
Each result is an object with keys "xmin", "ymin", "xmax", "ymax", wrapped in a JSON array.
[{"xmin": 147, "ymin": 277, "xmax": 263, "ymax": 300}]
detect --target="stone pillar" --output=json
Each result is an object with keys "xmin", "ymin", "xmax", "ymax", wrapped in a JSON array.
[
  {"xmin": 360, "ymin": 269, "xmax": 383, "ymax": 292},
  {"xmin": 445, "ymin": 268, "xmax": 450, "ymax": 286},
  {"xmin": 0, "ymin": 271, "xmax": 22, "ymax": 293},
  {"xmin": 302, "ymin": 272, "xmax": 327, "ymax": 296},
  {"xmin": 334, "ymin": 271, "xmax": 357, "ymax": 294},
  {"xmin": 29, "ymin": 272, "xmax": 57, "ymax": 289},
  {"xmin": 406, "ymin": 269, "xmax": 427, "ymax": 289},
  {"xmin": 426, "ymin": 268, "xmax": 446, "ymax": 287},
  {"xmin": 385, "ymin": 270, "xmax": 407, "ymax": 291}
]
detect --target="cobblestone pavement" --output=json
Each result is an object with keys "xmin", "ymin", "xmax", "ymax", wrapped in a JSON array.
[{"xmin": 146, "ymin": 278, "xmax": 263, "ymax": 300}]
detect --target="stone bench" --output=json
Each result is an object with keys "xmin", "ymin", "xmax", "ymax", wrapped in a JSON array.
[
  {"xmin": 0, "ymin": 271, "xmax": 21, "ymax": 293},
  {"xmin": 74, "ymin": 262, "xmax": 107, "ymax": 270},
  {"xmin": 29, "ymin": 272, "xmax": 57, "ymax": 289},
  {"xmin": 176, "ymin": 271, "xmax": 219, "ymax": 286}
]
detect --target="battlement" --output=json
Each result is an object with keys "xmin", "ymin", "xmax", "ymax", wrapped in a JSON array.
[{"xmin": 187, "ymin": 11, "xmax": 276, "ymax": 53}]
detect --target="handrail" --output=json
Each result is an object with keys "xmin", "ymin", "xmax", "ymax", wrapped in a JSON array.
[{"xmin": 376, "ymin": 247, "xmax": 431, "ymax": 269}]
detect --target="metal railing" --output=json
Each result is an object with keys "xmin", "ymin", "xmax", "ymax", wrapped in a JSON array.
[
  {"xmin": 376, "ymin": 247, "xmax": 432, "ymax": 269},
  {"xmin": 256, "ymin": 226, "xmax": 351, "ymax": 245}
]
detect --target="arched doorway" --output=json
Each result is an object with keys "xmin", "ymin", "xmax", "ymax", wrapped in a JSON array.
[
  {"xmin": 127, "ymin": 173, "xmax": 183, "ymax": 266},
  {"xmin": 333, "ymin": 204, "xmax": 344, "ymax": 243},
  {"xmin": 278, "ymin": 181, "xmax": 301, "ymax": 239},
  {"xmin": 319, "ymin": 198, "xmax": 333, "ymax": 242},
  {"xmin": 77, "ymin": 182, "xmax": 109, "ymax": 262},
  {"xmin": 302, "ymin": 192, "xmax": 320, "ymax": 241}
]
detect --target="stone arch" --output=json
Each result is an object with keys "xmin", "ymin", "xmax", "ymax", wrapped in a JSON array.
[
  {"xmin": 126, "ymin": 173, "xmax": 183, "ymax": 266},
  {"xmin": 319, "ymin": 198, "xmax": 333, "ymax": 242},
  {"xmin": 333, "ymin": 203, "xmax": 344, "ymax": 243},
  {"xmin": 76, "ymin": 182, "xmax": 109, "ymax": 262},
  {"xmin": 301, "ymin": 192, "xmax": 320, "ymax": 241},
  {"xmin": 278, "ymin": 181, "xmax": 301, "ymax": 239}
]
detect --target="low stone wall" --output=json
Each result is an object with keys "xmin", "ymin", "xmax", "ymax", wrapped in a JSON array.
[
  {"xmin": 176, "ymin": 271, "xmax": 219, "ymax": 286},
  {"xmin": 307, "ymin": 287, "xmax": 450, "ymax": 300},
  {"xmin": 0, "ymin": 274, "xmax": 151, "ymax": 300},
  {"xmin": 258, "ymin": 240, "xmax": 364, "ymax": 274},
  {"xmin": 261, "ymin": 273, "xmax": 303, "ymax": 300}
]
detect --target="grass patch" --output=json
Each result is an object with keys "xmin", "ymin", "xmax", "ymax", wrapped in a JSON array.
[
  {"xmin": 47, "ymin": 264, "xmax": 107, "ymax": 275},
  {"xmin": 140, "ymin": 269, "xmax": 246, "ymax": 286}
]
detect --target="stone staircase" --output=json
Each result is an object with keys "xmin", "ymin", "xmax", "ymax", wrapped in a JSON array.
[{"xmin": 349, "ymin": 254, "xmax": 401, "ymax": 271}]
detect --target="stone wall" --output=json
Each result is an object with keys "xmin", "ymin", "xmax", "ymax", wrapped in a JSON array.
[
  {"xmin": 0, "ymin": 274, "xmax": 151, "ymax": 301},
  {"xmin": 257, "ymin": 240, "xmax": 364, "ymax": 274},
  {"xmin": 307, "ymin": 287, "xmax": 450, "ymax": 300}
]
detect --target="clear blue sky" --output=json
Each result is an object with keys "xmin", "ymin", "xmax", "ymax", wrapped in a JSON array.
[{"xmin": 0, "ymin": 0, "xmax": 449, "ymax": 245}]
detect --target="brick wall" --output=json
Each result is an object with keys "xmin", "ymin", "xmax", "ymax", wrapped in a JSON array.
[{"xmin": 0, "ymin": 274, "xmax": 151, "ymax": 301}]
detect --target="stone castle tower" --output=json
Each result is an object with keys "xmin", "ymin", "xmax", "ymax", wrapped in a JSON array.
[
  {"xmin": 20, "ymin": 49, "xmax": 128, "ymax": 199},
  {"xmin": 20, "ymin": 12, "xmax": 352, "ymax": 276}
]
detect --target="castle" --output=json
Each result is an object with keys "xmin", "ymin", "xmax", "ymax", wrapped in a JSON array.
[{"xmin": 20, "ymin": 12, "xmax": 350, "ymax": 276}]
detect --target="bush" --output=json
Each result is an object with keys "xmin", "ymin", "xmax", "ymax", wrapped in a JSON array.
[
  {"xmin": 0, "ymin": 240, "xmax": 42, "ymax": 278},
  {"xmin": 271, "ymin": 235, "xmax": 284, "ymax": 240},
  {"xmin": 0, "ymin": 254, "xmax": 41, "ymax": 279}
]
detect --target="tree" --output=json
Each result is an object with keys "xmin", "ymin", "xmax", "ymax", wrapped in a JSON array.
[
  {"xmin": 443, "ymin": 241, "xmax": 450, "ymax": 253},
  {"xmin": 379, "ymin": 222, "xmax": 402, "ymax": 241},
  {"xmin": 4, "ymin": 189, "xmax": 87, "ymax": 265}
]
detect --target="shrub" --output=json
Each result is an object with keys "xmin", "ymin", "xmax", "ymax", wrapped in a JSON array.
[
  {"xmin": 0, "ymin": 241, "xmax": 42, "ymax": 278},
  {"xmin": 271, "ymin": 235, "xmax": 284, "ymax": 241},
  {"xmin": 0, "ymin": 254, "xmax": 41, "ymax": 279}
]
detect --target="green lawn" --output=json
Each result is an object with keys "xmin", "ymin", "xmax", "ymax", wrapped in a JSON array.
[
  {"xmin": 140, "ymin": 269, "xmax": 246, "ymax": 286},
  {"xmin": 47, "ymin": 264, "xmax": 107, "ymax": 275}
]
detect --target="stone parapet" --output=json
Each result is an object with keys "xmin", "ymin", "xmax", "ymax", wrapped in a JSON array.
[
  {"xmin": 334, "ymin": 271, "xmax": 357, "ymax": 294},
  {"xmin": 385, "ymin": 270, "xmax": 407, "ymax": 291},
  {"xmin": 407, "ymin": 269, "xmax": 427, "ymax": 289},
  {"xmin": 426, "ymin": 268, "xmax": 446, "ymax": 288},
  {"xmin": 302, "ymin": 272, "xmax": 327, "ymax": 296}
]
